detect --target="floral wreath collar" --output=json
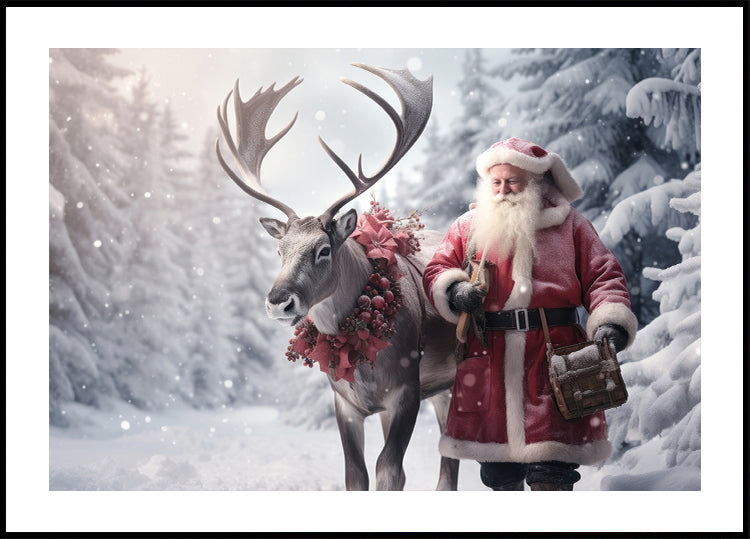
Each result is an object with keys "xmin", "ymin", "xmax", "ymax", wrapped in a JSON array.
[{"xmin": 285, "ymin": 199, "xmax": 424, "ymax": 383}]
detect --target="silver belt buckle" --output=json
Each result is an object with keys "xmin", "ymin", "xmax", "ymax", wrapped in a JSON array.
[{"xmin": 514, "ymin": 308, "xmax": 529, "ymax": 331}]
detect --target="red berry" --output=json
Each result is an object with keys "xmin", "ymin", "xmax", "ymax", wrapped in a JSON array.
[
  {"xmin": 358, "ymin": 295, "xmax": 371, "ymax": 308},
  {"xmin": 357, "ymin": 328, "xmax": 370, "ymax": 340},
  {"xmin": 359, "ymin": 311, "xmax": 372, "ymax": 323},
  {"xmin": 384, "ymin": 290, "xmax": 394, "ymax": 303},
  {"xmin": 379, "ymin": 277, "xmax": 390, "ymax": 290},
  {"xmin": 372, "ymin": 296, "xmax": 385, "ymax": 310}
]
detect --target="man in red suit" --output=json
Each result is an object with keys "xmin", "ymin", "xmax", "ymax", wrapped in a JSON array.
[{"xmin": 423, "ymin": 138, "xmax": 638, "ymax": 490}]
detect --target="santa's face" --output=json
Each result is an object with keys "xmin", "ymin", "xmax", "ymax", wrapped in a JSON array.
[
  {"xmin": 488, "ymin": 163, "xmax": 528, "ymax": 199},
  {"xmin": 474, "ymin": 163, "xmax": 542, "ymax": 265}
]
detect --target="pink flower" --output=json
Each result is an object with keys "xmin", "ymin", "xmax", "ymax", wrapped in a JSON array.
[
  {"xmin": 352, "ymin": 214, "xmax": 398, "ymax": 266},
  {"xmin": 308, "ymin": 333, "xmax": 334, "ymax": 366},
  {"xmin": 359, "ymin": 334, "xmax": 390, "ymax": 365},
  {"xmin": 393, "ymin": 231, "xmax": 414, "ymax": 257}
]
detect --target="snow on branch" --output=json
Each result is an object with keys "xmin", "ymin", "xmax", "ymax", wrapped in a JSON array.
[
  {"xmin": 670, "ymin": 191, "xmax": 700, "ymax": 216},
  {"xmin": 661, "ymin": 49, "xmax": 701, "ymax": 86},
  {"xmin": 599, "ymin": 178, "xmax": 697, "ymax": 247},
  {"xmin": 626, "ymin": 78, "xmax": 701, "ymax": 153},
  {"xmin": 50, "ymin": 183, "xmax": 66, "ymax": 218}
]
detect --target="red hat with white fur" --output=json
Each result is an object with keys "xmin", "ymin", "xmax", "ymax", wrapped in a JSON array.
[{"xmin": 476, "ymin": 138, "xmax": 583, "ymax": 202}]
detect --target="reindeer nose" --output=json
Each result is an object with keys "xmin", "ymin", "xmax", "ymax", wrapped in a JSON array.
[
  {"xmin": 266, "ymin": 288, "xmax": 300, "ymax": 320},
  {"xmin": 268, "ymin": 287, "xmax": 292, "ymax": 307}
]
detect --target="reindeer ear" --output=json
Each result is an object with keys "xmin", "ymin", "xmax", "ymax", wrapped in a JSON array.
[
  {"xmin": 332, "ymin": 208, "xmax": 358, "ymax": 243},
  {"xmin": 259, "ymin": 217, "xmax": 287, "ymax": 239}
]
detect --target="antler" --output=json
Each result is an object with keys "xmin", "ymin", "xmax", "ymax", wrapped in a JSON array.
[
  {"xmin": 318, "ymin": 63, "xmax": 433, "ymax": 227},
  {"xmin": 215, "ymin": 77, "xmax": 302, "ymax": 222}
]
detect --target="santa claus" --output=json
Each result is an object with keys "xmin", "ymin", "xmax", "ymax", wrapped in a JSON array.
[{"xmin": 423, "ymin": 138, "xmax": 638, "ymax": 490}]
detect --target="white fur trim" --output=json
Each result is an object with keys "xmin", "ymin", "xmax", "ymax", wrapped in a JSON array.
[
  {"xmin": 537, "ymin": 187, "xmax": 572, "ymax": 229},
  {"xmin": 476, "ymin": 148, "xmax": 583, "ymax": 203},
  {"xmin": 503, "ymin": 331, "xmax": 528, "ymax": 453},
  {"xmin": 476, "ymin": 146, "xmax": 554, "ymax": 177},
  {"xmin": 538, "ymin": 202, "xmax": 571, "ymax": 229},
  {"xmin": 439, "ymin": 435, "xmax": 612, "ymax": 466},
  {"xmin": 586, "ymin": 302, "xmax": 639, "ymax": 349},
  {"xmin": 430, "ymin": 268, "xmax": 470, "ymax": 324}
]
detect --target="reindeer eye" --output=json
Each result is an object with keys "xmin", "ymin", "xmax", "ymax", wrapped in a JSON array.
[{"xmin": 316, "ymin": 245, "xmax": 331, "ymax": 261}]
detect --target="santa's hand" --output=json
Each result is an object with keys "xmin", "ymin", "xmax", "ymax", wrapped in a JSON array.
[
  {"xmin": 594, "ymin": 323, "xmax": 628, "ymax": 352},
  {"xmin": 448, "ymin": 281, "xmax": 488, "ymax": 313}
]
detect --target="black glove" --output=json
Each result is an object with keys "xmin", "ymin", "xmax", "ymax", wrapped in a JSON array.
[
  {"xmin": 594, "ymin": 323, "xmax": 628, "ymax": 352},
  {"xmin": 449, "ymin": 281, "xmax": 488, "ymax": 348},
  {"xmin": 448, "ymin": 281, "xmax": 488, "ymax": 313}
]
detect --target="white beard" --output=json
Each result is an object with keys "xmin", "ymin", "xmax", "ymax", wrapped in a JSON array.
[{"xmin": 472, "ymin": 179, "xmax": 543, "ymax": 264}]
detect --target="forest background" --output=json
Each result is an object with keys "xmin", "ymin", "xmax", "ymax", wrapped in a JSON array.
[{"xmin": 7, "ymin": 5, "xmax": 745, "ymax": 535}]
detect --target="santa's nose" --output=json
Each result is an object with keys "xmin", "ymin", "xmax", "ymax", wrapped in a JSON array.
[{"xmin": 496, "ymin": 181, "xmax": 511, "ymax": 194}]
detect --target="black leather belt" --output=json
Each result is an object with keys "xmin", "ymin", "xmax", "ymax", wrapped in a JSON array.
[{"xmin": 484, "ymin": 307, "xmax": 578, "ymax": 332}]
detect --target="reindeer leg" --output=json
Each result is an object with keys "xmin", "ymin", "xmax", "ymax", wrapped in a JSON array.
[
  {"xmin": 333, "ymin": 392, "xmax": 368, "ymax": 490},
  {"xmin": 429, "ymin": 390, "xmax": 460, "ymax": 491},
  {"xmin": 375, "ymin": 385, "xmax": 420, "ymax": 490}
]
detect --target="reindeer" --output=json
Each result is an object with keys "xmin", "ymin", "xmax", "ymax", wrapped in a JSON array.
[{"xmin": 215, "ymin": 63, "xmax": 458, "ymax": 490}]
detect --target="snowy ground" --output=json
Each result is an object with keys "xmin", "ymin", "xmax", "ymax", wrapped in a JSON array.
[
  {"xmin": 50, "ymin": 401, "xmax": 487, "ymax": 492},
  {"xmin": 49, "ymin": 399, "xmax": 628, "ymax": 492},
  {"xmin": 43, "ymin": 400, "xmax": 683, "ymax": 534},
  {"xmin": 39, "ymin": 398, "xmax": 733, "ymax": 534}
]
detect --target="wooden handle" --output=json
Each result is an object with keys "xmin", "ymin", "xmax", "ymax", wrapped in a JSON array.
[
  {"xmin": 455, "ymin": 312, "xmax": 472, "ymax": 343},
  {"xmin": 455, "ymin": 262, "xmax": 488, "ymax": 343}
]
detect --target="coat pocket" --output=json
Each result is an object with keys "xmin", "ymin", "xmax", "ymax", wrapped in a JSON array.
[{"xmin": 453, "ymin": 356, "xmax": 491, "ymax": 413}]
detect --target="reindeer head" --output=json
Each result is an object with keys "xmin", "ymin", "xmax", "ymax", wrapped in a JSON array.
[{"xmin": 216, "ymin": 63, "xmax": 433, "ymax": 326}]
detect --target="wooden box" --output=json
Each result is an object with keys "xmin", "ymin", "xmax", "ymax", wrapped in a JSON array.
[{"xmin": 547, "ymin": 338, "xmax": 628, "ymax": 420}]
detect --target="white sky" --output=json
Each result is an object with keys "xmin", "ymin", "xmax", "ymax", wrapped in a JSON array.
[
  {"xmin": 111, "ymin": 47, "xmax": 513, "ymax": 217},
  {"xmin": 6, "ymin": 5, "xmax": 746, "ymax": 534}
]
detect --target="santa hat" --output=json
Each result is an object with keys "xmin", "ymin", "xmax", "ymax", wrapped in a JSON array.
[{"xmin": 476, "ymin": 138, "xmax": 583, "ymax": 202}]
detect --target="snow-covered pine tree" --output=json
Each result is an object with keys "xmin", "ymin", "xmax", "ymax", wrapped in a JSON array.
[
  {"xmin": 409, "ymin": 49, "xmax": 504, "ymax": 230},
  {"xmin": 96, "ymin": 68, "xmax": 203, "ymax": 411},
  {"xmin": 49, "ymin": 48, "xmax": 140, "ymax": 425},
  {"xmin": 598, "ymin": 48, "xmax": 701, "ymax": 490},
  {"xmin": 148, "ymin": 105, "xmax": 245, "ymax": 409},
  {"xmin": 50, "ymin": 49, "xmax": 286, "ymax": 426},
  {"xmin": 188, "ymin": 130, "xmax": 287, "ymax": 406}
]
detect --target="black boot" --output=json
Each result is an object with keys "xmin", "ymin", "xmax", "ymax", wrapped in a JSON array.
[
  {"xmin": 492, "ymin": 480, "xmax": 525, "ymax": 491},
  {"xmin": 529, "ymin": 481, "xmax": 573, "ymax": 491}
]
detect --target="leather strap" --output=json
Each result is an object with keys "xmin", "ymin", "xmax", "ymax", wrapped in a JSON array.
[{"xmin": 539, "ymin": 306, "xmax": 552, "ymax": 347}]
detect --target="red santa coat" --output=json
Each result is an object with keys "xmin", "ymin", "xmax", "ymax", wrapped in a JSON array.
[{"xmin": 423, "ymin": 189, "xmax": 637, "ymax": 465}]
